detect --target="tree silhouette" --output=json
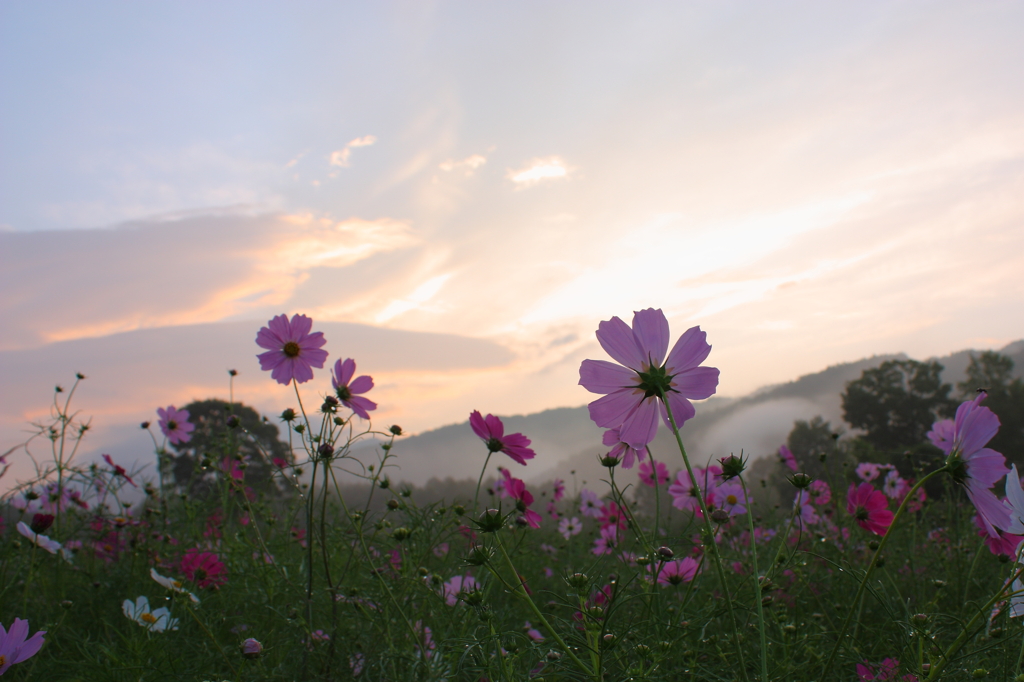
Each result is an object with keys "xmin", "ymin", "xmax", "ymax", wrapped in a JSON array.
[{"xmin": 841, "ymin": 359, "xmax": 955, "ymax": 451}]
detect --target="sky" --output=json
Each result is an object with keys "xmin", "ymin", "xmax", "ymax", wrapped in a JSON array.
[{"xmin": 2, "ymin": 2, "xmax": 1024, "ymax": 485}]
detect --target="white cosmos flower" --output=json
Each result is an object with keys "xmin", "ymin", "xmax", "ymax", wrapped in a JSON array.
[
  {"xmin": 16, "ymin": 522, "xmax": 61, "ymax": 554},
  {"xmin": 150, "ymin": 568, "xmax": 200, "ymax": 604},
  {"xmin": 122, "ymin": 596, "xmax": 178, "ymax": 632}
]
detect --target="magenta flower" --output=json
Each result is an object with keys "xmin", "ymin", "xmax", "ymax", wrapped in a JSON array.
[
  {"xmin": 579, "ymin": 308, "xmax": 719, "ymax": 449},
  {"xmin": 653, "ymin": 557, "xmax": 701, "ymax": 586},
  {"xmin": 592, "ymin": 525, "xmax": 618, "ymax": 555},
  {"xmin": 157, "ymin": 406, "xmax": 194, "ymax": 445},
  {"xmin": 0, "ymin": 618, "xmax": 46, "ymax": 675},
  {"xmin": 846, "ymin": 483, "xmax": 893, "ymax": 536},
  {"xmin": 809, "ymin": 480, "xmax": 831, "ymax": 505},
  {"xmin": 180, "ymin": 549, "xmax": 227, "ymax": 590},
  {"xmin": 469, "ymin": 411, "xmax": 536, "ymax": 466},
  {"xmin": 552, "ymin": 479, "xmax": 566, "ymax": 502},
  {"xmin": 602, "ymin": 427, "xmax": 648, "ymax": 469},
  {"xmin": 332, "ymin": 358, "xmax": 377, "ymax": 420},
  {"xmin": 668, "ymin": 466, "xmax": 719, "ymax": 515},
  {"xmin": 778, "ymin": 444, "xmax": 798, "ymax": 471},
  {"xmin": 638, "ymin": 459, "xmax": 670, "ymax": 487},
  {"xmin": 255, "ymin": 313, "xmax": 328, "ymax": 385},
  {"xmin": 102, "ymin": 453, "xmax": 137, "ymax": 487},
  {"xmin": 596, "ymin": 501, "xmax": 627, "ymax": 531},
  {"xmin": 928, "ymin": 393, "xmax": 1014, "ymax": 536}
]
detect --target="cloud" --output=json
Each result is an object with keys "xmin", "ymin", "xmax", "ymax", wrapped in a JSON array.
[
  {"xmin": 0, "ymin": 212, "xmax": 417, "ymax": 350},
  {"xmin": 506, "ymin": 156, "xmax": 571, "ymax": 186},
  {"xmin": 329, "ymin": 135, "xmax": 378, "ymax": 167},
  {"xmin": 438, "ymin": 154, "xmax": 487, "ymax": 175}
]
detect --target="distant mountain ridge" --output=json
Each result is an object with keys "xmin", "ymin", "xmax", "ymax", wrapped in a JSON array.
[{"xmin": 381, "ymin": 342, "xmax": 1024, "ymax": 487}]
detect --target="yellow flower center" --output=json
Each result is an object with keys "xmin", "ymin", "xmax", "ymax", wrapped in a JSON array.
[
  {"xmin": 726, "ymin": 494, "xmax": 738, "ymax": 505},
  {"xmin": 141, "ymin": 612, "xmax": 158, "ymax": 624},
  {"xmin": 172, "ymin": 580, "xmax": 182, "ymax": 589},
  {"xmin": 0, "ymin": 654, "xmax": 6, "ymax": 667}
]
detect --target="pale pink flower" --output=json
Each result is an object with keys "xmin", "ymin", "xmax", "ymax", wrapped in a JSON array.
[
  {"xmin": 579, "ymin": 489, "xmax": 602, "ymax": 518},
  {"xmin": 552, "ymin": 479, "xmax": 565, "ymax": 501},
  {"xmin": 579, "ymin": 308, "xmax": 719, "ymax": 449},
  {"xmin": 469, "ymin": 411, "xmax": 536, "ymax": 466},
  {"xmin": 16, "ymin": 522, "xmax": 61, "ymax": 554},
  {"xmin": 928, "ymin": 393, "xmax": 1016, "ymax": 536},
  {"xmin": 794, "ymin": 491, "xmax": 820, "ymax": 528},
  {"xmin": 0, "ymin": 618, "xmax": 46, "ymax": 675},
  {"xmin": 653, "ymin": 557, "xmax": 701, "ymax": 586},
  {"xmin": 559, "ymin": 516, "xmax": 583, "ymax": 540},
  {"xmin": 882, "ymin": 470, "xmax": 908, "ymax": 500},
  {"xmin": 156, "ymin": 406, "xmax": 194, "ymax": 445},
  {"xmin": 668, "ymin": 467, "xmax": 718, "ymax": 515},
  {"xmin": 255, "ymin": 313, "xmax": 328, "ymax": 385},
  {"xmin": 592, "ymin": 526, "xmax": 618, "ymax": 555},
  {"xmin": 809, "ymin": 480, "xmax": 831, "ymax": 505},
  {"xmin": 856, "ymin": 463, "xmax": 881, "ymax": 482},
  {"xmin": 716, "ymin": 482, "xmax": 748, "ymax": 516},
  {"xmin": 441, "ymin": 575, "xmax": 479, "ymax": 606},
  {"xmin": 331, "ymin": 358, "xmax": 377, "ymax": 419}
]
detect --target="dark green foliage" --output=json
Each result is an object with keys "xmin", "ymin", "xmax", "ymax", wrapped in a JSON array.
[
  {"xmin": 841, "ymin": 359, "xmax": 956, "ymax": 452},
  {"xmin": 164, "ymin": 399, "xmax": 291, "ymax": 499},
  {"xmin": 957, "ymin": 351, "xmax": 1024, "ymax": 466}
]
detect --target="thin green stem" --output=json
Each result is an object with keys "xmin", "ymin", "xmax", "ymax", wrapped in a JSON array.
[
  {"xmin": 493, "ymin": 534, "xmax": 597, "ymax": 681},
  {"xmin": 820, "ymin": 466, "xmax": 947, "ymax": 678},
  {"xmin": 740, "ymin": 474, "xmax": 769, "ymax": 682},
  {"xmin": 659, "ymin": 388, "xmax": 749, "ymax": 682},
  {"xmin": 474, "ymin": 450, "xmax": 494, "ymax": 514},
  {"xmin": 184, "ymin": 602, "xmax": 238, "ymax": 677}
]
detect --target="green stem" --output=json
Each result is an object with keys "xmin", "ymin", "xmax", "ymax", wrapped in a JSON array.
[
  {"xmin": 474, "ymin": 450, "xmax": 494, "ymax": 514},
  {"xmin": 740, "ymin": 474, "xmax": 769, "ymax": 682},
  {"xmin": 184, "ymin": 602, "xmax": 238, "ymax": 677},
  {"xmin": 926, "ymin": 563, "xmax": 1024, "ymax": 680},
  {"xmin": 659, "ymin": 389, "xmax": 749, "ymax": 682},
  {"xmin": 820, "ymin": 467, "xmax": 947, "ymax": 678},
  {"xmin": 493, "ymin": 534, "xmax": 597, "ymax": 681}
]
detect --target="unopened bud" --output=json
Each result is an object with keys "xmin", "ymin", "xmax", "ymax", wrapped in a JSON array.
[
  {"xmin": 710, "ymin": 509, "xmax": 731, "ymax": 524},
  {"xmin": 389, "ymin": 425, "xmax": 403, "ymax": 435},
  {"xmin": 657, "ymin": 546, "xmax": 674, "ymax": 559},
  {"xmin": 789, "ymin": 473, "xmax": 812, "ymax": 489},
  {"xmin": 240, "ymin": 638, "xmax": 262, "ymax": 659}
]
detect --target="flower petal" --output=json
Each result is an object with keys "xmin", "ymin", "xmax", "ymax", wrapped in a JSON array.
[
  {"xmin": 469, "ymin": 411, "xmax": 490, "ymax": 440},
  {"xmin": 670, "ymin": 366, "xmax": 720, "ymax": 401},
  {"xmin": 349, "ymin": 375, "xmax": 374, "ymax": 395},
  {"xmin": 596, "ymin": 316, "xmax": 645, "ymax": 370},
  {"xmin": 619, "ymin": 396, "xmax": 659, "ymax": 449},
  {"xmin": 579, "ymin": 359, "xmax": 638, "ymax": 394},
  {"xmin": 631, "ymin": 308, "xmax": 670, "ymax": 367},
  {"xmin": 588, "ymin": 389, "xmax": 642, "ymax": 429},
  {"xmin": 967, "ymin": 481, "xmax": 1012, "ymax": 537},
  {"xmin": 660, "ymin": 390, "xmax": 696, "ymax": 431},
  {"xmin": 665, "ymin": 325, "xmax": 711, "ymax": 373},
  {"xmin": 964, "ymin": 448, "xmax": 1010, "ymax": 488}
]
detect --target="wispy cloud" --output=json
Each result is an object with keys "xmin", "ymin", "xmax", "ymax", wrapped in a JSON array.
[
  {"xmin": 439, "ymin": 154, "xmax": 487, "ymax": 175},
  {"xmin": 507, "ymin": 157, "xmax": 571, "ymax": 186},
  {"xmin": 329, "ymin": 135, "xmax": 378, "ymax": 168}
]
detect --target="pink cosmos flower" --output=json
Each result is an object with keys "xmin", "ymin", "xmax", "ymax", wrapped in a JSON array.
[
  {"xmin": 882, "ymin": 470, "xmax": 908, "ymax": 500},
  {"xmin": 102, "ymin": 454, "xmax": 137, "ymax": 487},
  {"xmin": 0, "ymin": 618, "xmax": 46, "ymax": 675},
  {"xmin": 579, "ymin": 489, "xmax": 602, "ymax": 517},
  {"xmin": 668, "ymin": 467, "xmax": 719, "ymax": 514},
  {"xmin": 602, "ymin": 427, "xmax": 648, "ymax": 469},
  {"xmin": 638, "ymin": 460, "xmax": 670, "ymax": 487},
  {"xmin": 856, "ymin": 657, "xmax": 918, "ymax": 681},
  {"xmin": 255, "ymin": 313, "xmax": 328, "ymax": 385},
  {"xmin": 928, "ymin": 393, "xmax": 1015, "ymax": 536},
  {"xmin": 716, "ymin": 483, "xmax": 748, "ymax": 516},
  {"xmin": 578, "ymin": 308, "xmax": 719, "ymax": 449},
  {"xmin": 794, "ymin": 491, "xmax": 820, "ymax": 528},
  {"xmin": 559, "ymin": 516, "xmax": 583, "ymax": 540},
  {"xmin": 653, "ymin": 557, "xmax": 701, "ymax": 586},
  {"xmin": 331, "ymin": 358, "xmax": 377, "ymax": 419},
  {"xmin": 552, "ymin": 479, "xmax": 565, "ymax": 501},
  {"xmin": 855, "ymin": 463, "xmax": 882, "ymax": 482},
  {"xmin": 809, "ymin": 480, "xmax": 831, "ymax": 505},
  {"xmin": 846, "ymin": 483, "xmax": 893, "ymax": 536},
  {"xmin": 469, "ymin": 411, "xmax": 536, "ymax": 466},
  {"xmin": 597, "ymin": 501, "xmax": 628, "ymax": 531},
  {"xmin": 592, "ymin": 525, "xmax": 618, "ymax": 555},
  {"xmin": 180, "ymin": 549, "xmax": 227, "ymax": 590},
  {"xmin": 778, "ymin": 445, "xmax": 798, "ymax": 471},
  {"xmin": 157, "ymin": 406, "xmax": 195, "ymax": 445},
  {"xmin": 524, "ymin": 622, "xmax": 544, "ymax": 641},
  {"xmin": 498, "ymin": 469, "xmax": 542, "ymax": 528},
  {"xmin": 441, "ymin": 575, "xmax": 479, "ymax": 606}
]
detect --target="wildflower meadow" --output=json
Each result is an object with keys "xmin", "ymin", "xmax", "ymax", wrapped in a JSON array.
[{"xmin": 2, "ymin": 308, "xmax": 1024, "ymax": 681}]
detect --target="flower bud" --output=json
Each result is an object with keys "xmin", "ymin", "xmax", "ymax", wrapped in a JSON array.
[
  {"xmin": 30, "ymin": 513, "xmax": 55, "ymax": 534},
  {"xmin": 317, "ymin": 443, "xmax": 334, "ymax": 460},
  {"xmin": 226, "ymin": 415, "xmax": 240, "ymax": 429},
  {"xmin": 710, "ymin": 509, "xmax": 731, "ymax": 524},
  {"xmin": 280, "ymin": 408, "xmax": 297, "ymax": 422},
  {"xmin": 546, "ymin": 650, "xmax": 562, "ymax": 661},
  {"xmin": 565, "ymin": 572, "xmax": 589, "ymax": 591},
  {"xmin": 140, "ymin": 421, "xmax": 151, "ymax": 429},
  {"xmin": 601, "ymin": 633, "xmax": 617, "ymax": 649},
  {"xmin": 475, "ymin": 509, "xmax": 506, "ymax": 534},
  {"xmin": 466, "ymin": 545, "xmax": 494, "ymax": 566},
  {"xmin": 321, "ymin": 396, "xmax": 339, "ymax": 413},
  {"xmin": 391, "ymin": 527, "xmax": 410, "ymax": 541},
  {"xmin": 600, "ymin": 455, "xmax": 621, "ymax": 468},
  {"xmin": 386, "ymin": 499, "xmax": 399, "ymax": 510},
  {"xmin": 241, "ymin": 638, "xmax": 263, "ymax": 659},
  {"xmin": 657, "ymin": 546, "xmax": 674, "ymax": 559},
  {"xmin": 389, "ymin": 425, "xmax": 403, "ymax": 435},
  {"xmin": 718, "ymin": 454, "xmax": 747, "ymax": 481},
  {"xmin": 788, "ymin": 473, "xmax": 812, "ymax": 489}
]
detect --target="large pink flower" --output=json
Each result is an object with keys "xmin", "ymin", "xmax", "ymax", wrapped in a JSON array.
[
  {"xmin": 579, "ymin": 308, "xmax": 719, "ymax": 449},
  {"xmin": 668, "ymin": 466, "xmax": 719, "ymax": 515},
  {"xmin": 498, "ymin": 469, "xmax": 542, "ymax": 528},
  {"xmin": 469, "ymin": 411, "xmax": 536, "ymax": 466},
  {"xmin": 927, "ymin": 393, "xmax": 1013, "ymax": 537},
  {"xmin": 331, "ymin": 358, "xmax": 377, "ymax": 419},
  {"xmin": 255, "ymin": 314, "xmax": 328, "ymax": 385},
  {"xmin": 180, "ymin": 549, "xmax": 227, "ymax": 590},
  {"xmin": 846, "ymin": 483, "xmax": 893, "ymax": 536},
  {"xmin": 0, "ymin": 618, "xmax": 46, "ymax": 675},
  {"xmin": 157, "ymin": 406, "xmax": 194, "ymax": 445},
  {"xmin": 652, "ymin": 557, "xmax": 701, "ymax": 586}
]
